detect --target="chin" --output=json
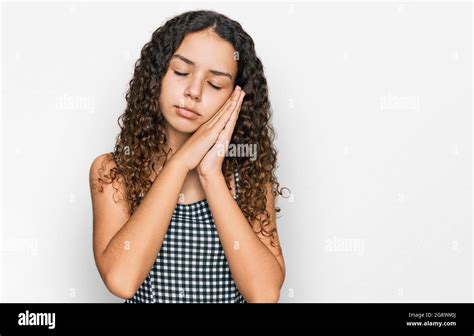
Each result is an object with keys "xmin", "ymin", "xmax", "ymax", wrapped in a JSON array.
[{"xmin": 165, "ymin": 115, "xmax": 200, "ymax": 134}]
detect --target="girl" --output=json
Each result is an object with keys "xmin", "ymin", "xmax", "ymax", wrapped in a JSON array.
[{"xmin": 89, "ymin": 10, "xmax": 286, "ymax": 303}]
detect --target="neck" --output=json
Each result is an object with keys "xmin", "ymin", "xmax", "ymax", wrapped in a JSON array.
[
  {"xmin": 165, "ymin": 123, "xmax": 192, "ymax": 154},
  {"xmin": 148, "ymin": 122, "xmax": 197, "ymax": 179},
  {"xmin": 164, "ymin": 123, "xmax": 200, "ymax": 178}
]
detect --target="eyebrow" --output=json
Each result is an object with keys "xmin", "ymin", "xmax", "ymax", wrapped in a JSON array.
[{"xmin": 172, "ymin": 54, "xmax": 233, "ymax": 80}]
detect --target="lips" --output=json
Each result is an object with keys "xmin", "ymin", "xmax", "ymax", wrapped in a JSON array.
[
  {"xmin": 175, "ymin": 105, "xmax": 200, "ymax": 115},
  {"xmin": 175, "ymin": 105, "xmax": 201, "ymax": 120}
]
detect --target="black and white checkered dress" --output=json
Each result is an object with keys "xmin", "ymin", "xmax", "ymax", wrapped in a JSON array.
[{"xmin": 124, "ymin": 168, "xmax": 246, "ymax": 303}]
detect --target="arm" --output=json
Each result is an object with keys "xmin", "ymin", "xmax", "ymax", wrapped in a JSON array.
[
  {"xmin": 200, "ymin": 174, "xmax": 286, "ymax": 303},
  {"xmin": 90, "ymin": 87, "xmax": 243, "ymax": 299},
  {"xmin": 196, "ymin": 88, "xmax": 284, "ymax": 302},
  {"xmin": 89, "ymin": 153, "xmax": 188, "ymax": 299}
]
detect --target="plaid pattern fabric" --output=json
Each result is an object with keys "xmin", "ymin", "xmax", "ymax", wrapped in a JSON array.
[{"xmin": 125, "ymin": 168, "xmax": 246, "ymax": 303}]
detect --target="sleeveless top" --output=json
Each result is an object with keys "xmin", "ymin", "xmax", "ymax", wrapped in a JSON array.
[{"xmin": 124, "ymin": 167, "xmax": 247, "ymax": 303}]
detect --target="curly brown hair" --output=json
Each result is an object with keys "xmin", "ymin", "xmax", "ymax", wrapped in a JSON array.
[{"xmin": 94, "ymin": 10, "xmax": 286, "ymax": 252}]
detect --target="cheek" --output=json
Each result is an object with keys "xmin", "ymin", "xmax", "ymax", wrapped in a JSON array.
[
  {"xmin": 161, "ymin": 71, "xmax": 177, "ymax": 96},
  {"xmin": 160, "ymin": 73, "xmax": 181, "ymax": 108},
  {"xmin": 208, "ymin": 91, "xmax": 233, "ymax": 114}
]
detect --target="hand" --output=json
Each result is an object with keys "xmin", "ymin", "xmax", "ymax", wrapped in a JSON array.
[
  {"xmin": 197, "ymin": 89, "xmax": 245, "ymax": 180},
  {"xmin": 172, "ymin": 86, "xmax": 245, "ymax": 173}
]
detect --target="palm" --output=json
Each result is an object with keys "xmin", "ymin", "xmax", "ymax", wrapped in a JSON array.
[{"xmin": 197, "ymin": 89, "xmax": 244, "ymax": 179}]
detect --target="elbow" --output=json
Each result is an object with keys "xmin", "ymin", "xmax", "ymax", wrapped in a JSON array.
[
  {"xmin": 104, "ymin": 270, "xmax": 138, "ymax": 300},
  {"xmin": 246, "ymin": 287, "xmax": 281, "ymax": 303},
  {"xmin": 245, "ymin": 268, "xmax": 284, "ymax": 303}
]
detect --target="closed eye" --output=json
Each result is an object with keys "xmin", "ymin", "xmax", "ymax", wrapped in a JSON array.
[
  {"xmin": 208, "ymin": 82, "xmax": 222, "ymax": 90},
  {"xmin": 174, "ymin": 70, "xmax": 222, "ymax": 90},
  {"xmin": 174, "ymin": 70, "xmax": 188, "ymax": 76}
]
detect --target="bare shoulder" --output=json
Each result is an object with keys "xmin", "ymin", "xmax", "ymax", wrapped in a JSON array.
[
  {"xmin": 90, "ymin": 153, "xmax": 116, "ymax": 191},
  {"xmin": 89, "ymin": 152, "xmax": 129, "ymax": 213}
]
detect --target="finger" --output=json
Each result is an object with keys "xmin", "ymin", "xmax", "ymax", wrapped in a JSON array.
[
  {"xmin": 206, "ymin": 86, "xmax": 241, "ymax": 127},
  {"xmin": 225, "ymin": 91, "xmax": 244, "ymax": 129},
  {"xmin": 208, "ymin": 86, "xmax": 242, "ymax": 128},
  {"xmin": 223, "ymin": 91, "xmax": 245, "ymax": 138},
  {"xmin": 215, "ymin": 127, "xmax": 229, "ymax": 154},
  {"xmin": 215, "ymin": 91, "xmax": 243, "ymax": 153},
  {"xmin": 210, "ymin": 90, "xmax": 240, "ymax": 127},
  {"xmin": 213, "ymin": 100, "xmax": 237, "ymax": 132},
  {"xmin": 212, "ymin": 89, "xmax": 244, "ymax": 131}
]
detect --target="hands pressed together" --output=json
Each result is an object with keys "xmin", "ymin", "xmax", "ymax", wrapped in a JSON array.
[{"xmin": 173, "ymin": 85, "xmax": 246, "ymax": 180}]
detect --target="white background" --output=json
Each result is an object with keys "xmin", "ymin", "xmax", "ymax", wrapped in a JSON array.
[{"xmin": 1, "ymin": 1, "xmax": 472, "ymax": 302}]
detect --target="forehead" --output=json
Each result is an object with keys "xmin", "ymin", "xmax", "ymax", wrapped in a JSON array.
[{"xmin": 173, "ymin": 29, "xmax": 237, "ymax": 75}]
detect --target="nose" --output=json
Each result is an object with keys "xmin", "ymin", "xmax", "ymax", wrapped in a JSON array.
[{"xmin": 184, "ymin": 77, "xmax": 202, "ymax": 103}]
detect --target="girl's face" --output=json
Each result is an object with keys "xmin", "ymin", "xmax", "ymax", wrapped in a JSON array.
[{"xmin": 159, "ymin": 29, "xmax": 238, "ymax": 134}]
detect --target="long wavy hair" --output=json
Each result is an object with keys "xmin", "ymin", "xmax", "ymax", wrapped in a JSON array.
[{"xmin": 94, "ymin": 10, "xmax": 286, "ymax": 252}]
